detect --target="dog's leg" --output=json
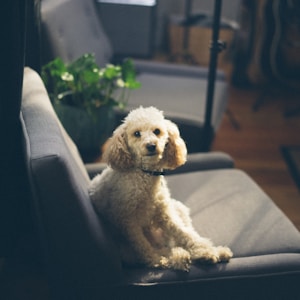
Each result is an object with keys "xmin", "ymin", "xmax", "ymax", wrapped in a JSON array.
[
  {"xmin": 124, "ymin": 222, "xmax": 172, "ymax": 268},
  {"xmin": 175, "ymin": 203, "xmax": 233, "ymax": 263},
  {"xmin": 161, "ymin": 200, "xmax": 232, "ymax": 264},
  {"xmin": 161, "ymin": 247, "xmax": 191, "ymax": 271}
]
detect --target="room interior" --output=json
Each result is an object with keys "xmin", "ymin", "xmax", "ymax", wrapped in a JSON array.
[{"xmin": 1, "ymin": 0, "xmax": 300, "ymax": 299}]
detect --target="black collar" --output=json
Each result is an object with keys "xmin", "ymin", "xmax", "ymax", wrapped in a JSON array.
[{"xmin": 141, "ymin": 168, "xmax": 165, "ymax": 176}]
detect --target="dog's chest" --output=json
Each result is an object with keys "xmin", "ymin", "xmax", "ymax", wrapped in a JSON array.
[
  {"xmin": 133, "ymin": 174, "xmax": 168, "ymax": 212},
  {"xmin": 122, "ymin": 173, "xmax": 168, "ymax": 212},
  {"xmin": 136, "ymin": 173, "xmax": 164, "ymax": 193},
  {"xmin": 93, "ymin": 169, "xmax": 170, "ymax": 223}
]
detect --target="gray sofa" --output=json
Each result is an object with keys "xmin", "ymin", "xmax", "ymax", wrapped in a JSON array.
[
  {"xmin": 21, "ymin": 66, "xmax": 300, "ymax": 299},
  {"xmin": 40, "ymin": 0, "xmax": 228, "ymax": 152}
]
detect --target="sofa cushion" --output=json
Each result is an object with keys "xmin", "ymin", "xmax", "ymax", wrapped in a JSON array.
[
  {"xmin": 169, "ymin": 169, "xmax": 300, "ymax": 257},
  {"xmin": 122, "ymin": 169, "xmax": 300, "ymax": 298}
]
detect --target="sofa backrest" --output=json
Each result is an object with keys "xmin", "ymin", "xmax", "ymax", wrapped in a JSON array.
[
  {"xmin": 41, "ymin": 0, "xmax": 113, "ymax": 67},
  {"xmin": 21, "ymin": 67, "xmax": 122, "ymax": 291}
]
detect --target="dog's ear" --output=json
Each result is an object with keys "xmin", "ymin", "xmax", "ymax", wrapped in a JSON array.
[
  {"xmin": 103, "ymin": 124, "xmax": 134, "ymax": 170},
  {"xmin": 163, "ymin": 120, "xmax": 187, "ymax": 170}
]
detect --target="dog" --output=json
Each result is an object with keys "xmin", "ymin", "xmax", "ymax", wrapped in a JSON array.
[{"xmin": 89, "ymin": 106, "xmax": 232, "ymax": 271}]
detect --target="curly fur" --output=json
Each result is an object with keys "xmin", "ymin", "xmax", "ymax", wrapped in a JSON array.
[{"xmin": 89, "ymin": 106, "xmax": 232, "ymax": 271}]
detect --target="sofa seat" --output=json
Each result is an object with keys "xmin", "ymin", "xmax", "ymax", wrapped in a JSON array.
[
  {"xmin": 127, "ymin": 169, "xmax": 300, "ymax": 277},
  {"xmin": 121, "ymin": 169, "xmax": 300, "ymax": 298}
]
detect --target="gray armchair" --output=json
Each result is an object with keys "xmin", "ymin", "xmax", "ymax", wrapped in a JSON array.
[
  {"xmin": 40, "ymin": 0, "xmax": 228, "ymax": 152},
  {"xmin": 21, "ymin": 67, "xmax": 300, "ymax": 299}
]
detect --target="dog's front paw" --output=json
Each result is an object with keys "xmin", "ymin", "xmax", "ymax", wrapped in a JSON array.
[
  {"xmin": 189, "ymin": 245, "xmax": 219, "ymax": 264},
  {"xmin": 191, "ymin": 246, "xmax": 233, "ymax": 264},
  {"xmin": 169, "ymin": 247, "xmax": 191, "ymax": 271},
  {"xmin": 153, "ymin": 248, "xmax": 192, "ymax": 271},
  {"xmin": 216, "ymin": 246, "xmax": 233, "ymax": 262},
  {"xmin": 158, "ymin": 256, "xmax": 170, "ymax": 268},
  {"xmin": 192, "ymin": 248, "xmax": 220, "ymax": 264}
]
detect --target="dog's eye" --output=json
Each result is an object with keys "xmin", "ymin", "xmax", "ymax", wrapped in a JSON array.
[
  {"xmin": 134, "ymin": 131, "xmax": 141, "ymax": 138},
  {"xmin": 153, "ymin": 128, "xmax": 160, "ymax": 136}
]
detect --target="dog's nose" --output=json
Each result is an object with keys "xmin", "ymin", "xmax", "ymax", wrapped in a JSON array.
[{"xmin": 146, "ymin": 143, "xmax": 156, "ymax": 153}]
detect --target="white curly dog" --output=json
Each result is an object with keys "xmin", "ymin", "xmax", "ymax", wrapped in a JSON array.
[{"xmin": 89, "ymin": 106, "xmax": 232, "ymax": 271}]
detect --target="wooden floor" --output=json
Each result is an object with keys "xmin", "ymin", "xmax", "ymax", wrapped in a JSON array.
[{"xmin": 211, "ymin": 80, "xmax": 300, "ymax": 231}]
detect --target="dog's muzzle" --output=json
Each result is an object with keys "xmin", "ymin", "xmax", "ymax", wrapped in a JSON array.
[{"xmin": 146, "ymin": 143, "xmax": 157, "ymax": 156}]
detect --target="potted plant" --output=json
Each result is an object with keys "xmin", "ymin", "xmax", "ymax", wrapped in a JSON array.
[{"xmin": 41, "ymin": 53, "xmax": 140, "ymax": 161}]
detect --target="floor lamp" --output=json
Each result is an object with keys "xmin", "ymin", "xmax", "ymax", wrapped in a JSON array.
[{"xmin": 202, "ymin": 0, "xmax": 226, "ymax": 151}]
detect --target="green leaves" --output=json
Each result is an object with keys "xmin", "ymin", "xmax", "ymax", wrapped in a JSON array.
[
  {"xmin": 100, "ymin": 64, "xmax": 121, "ymax": 80},
  {"xmin": 41, "ymin": 53, "xmax": 141, "ymax": 118},
  {"xmin": 121, "ymin": 59, "xmax": 141, "ymax": 89}
]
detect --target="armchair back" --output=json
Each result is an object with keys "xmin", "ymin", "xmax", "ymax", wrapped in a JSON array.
[{"xmin": 21, "ymin": 67, "xmax": 122, "ymax": 293}]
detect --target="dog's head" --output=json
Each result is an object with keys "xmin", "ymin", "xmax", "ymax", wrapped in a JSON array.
[{"xmin": 104, "ymin": 106, "xmax": 187, "ymax": 171}]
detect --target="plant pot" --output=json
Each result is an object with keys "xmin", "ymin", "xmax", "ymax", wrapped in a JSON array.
[{"xmin": 53, "ymin": 103, "xmax": 116, "ymax": 162}]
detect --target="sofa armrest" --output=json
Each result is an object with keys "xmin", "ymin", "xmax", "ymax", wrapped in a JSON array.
[
  {"xmin": 132, "ymin": 59, "xmax": 226, "ymax": 80},
  {"xmin": 166, "ymin": 152, "xmax": 234, "ymax": 175},
  {"xmin": 85, "ymin": 162, "xmax": 108, "ymax": 179},
  {"xmin": 85, "ymin": 152, "xmax": 234, "ymax": 179}
]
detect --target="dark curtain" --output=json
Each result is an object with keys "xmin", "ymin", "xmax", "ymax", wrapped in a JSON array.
[{"xmin": 0, "ymin": 0, "xmax": 39, "ymax": 257}]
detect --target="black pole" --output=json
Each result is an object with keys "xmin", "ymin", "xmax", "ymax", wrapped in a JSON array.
[{"xmin": 201, "ymin": 0, "xmax": 224, "ymax": 151}]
